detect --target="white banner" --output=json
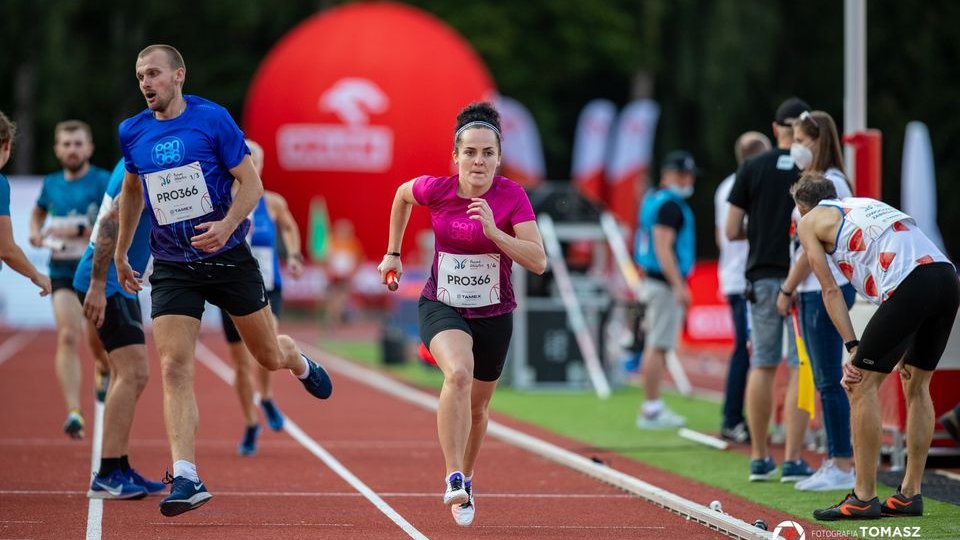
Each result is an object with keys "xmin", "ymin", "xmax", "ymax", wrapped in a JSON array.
[
  {"xmin": 901, "ymin": 121, "xmax": 947, "ymax": 255},
  {"xmin": 494, "ymin": 95, "xmax": 545, "ymax": 187},
  {"xmin": 570, "ymin": 99, "xmax": 616, "ymax": 201}
]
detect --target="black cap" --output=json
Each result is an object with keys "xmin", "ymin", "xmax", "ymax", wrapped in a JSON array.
[
  {"xmin": 662, "ymin": 150, "xmax": 698, "ymax": 174},
  {"xmin": 775, "ymin": 97, "xmax": 811, "ymax": 126}
]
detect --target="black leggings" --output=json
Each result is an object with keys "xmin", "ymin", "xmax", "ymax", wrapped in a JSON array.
[{"xmin": 853, "ymin": 263, "xmax": 959, "ymax": 373}]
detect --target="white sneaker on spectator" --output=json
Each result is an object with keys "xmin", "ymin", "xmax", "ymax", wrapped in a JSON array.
[
  {"xmin": 794, "ymin": 459, "xmax": 831, "ymax": 490},
  {"xmin": 794, "ymin": 460, "xmax": 855, "ymax": 491},
  {"xmin": 636, "ymin": 407, "xmax": 686, "ymax": 429}
]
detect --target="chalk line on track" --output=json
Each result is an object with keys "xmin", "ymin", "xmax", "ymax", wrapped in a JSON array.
[
  {"xmin": 84, "ymin": 399, "xmax": 105, "ymax": 540},
  {"xmin": 193, "ymin": 340, "xmax": 428, "ymax": 540},
  {"xmin": 0, "ymin": 331, "xmax": 37, "ymax": 367},
  {"xmin": 297, "ymin": 340, "xmax": 777, "ymax": 540}
]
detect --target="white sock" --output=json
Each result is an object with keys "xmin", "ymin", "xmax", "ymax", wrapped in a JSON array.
[
  {"xmin": 173, "ymin": 460, "xmax": 199, "ymax": 483},
  {"xmin": 642, "ymin": 399, "xmax": 664, "ymax": 416},
  {"xmin": 295, "ymin": 354, "xmax": 310, "ymax": 380}
]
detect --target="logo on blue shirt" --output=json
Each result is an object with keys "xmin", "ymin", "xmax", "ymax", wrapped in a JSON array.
[{"xmin": 152, "ymin": 137, "xmax": 185, "ymax": 167}]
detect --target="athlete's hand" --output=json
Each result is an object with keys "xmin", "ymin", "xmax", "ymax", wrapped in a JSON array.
[
  {"xmin": 31, "ymin": 273, "xmax": 51, "ymax": 297},
  {"xmin": 377, "ymin": 254, "xmax": 402, "ymax": 286},
  {"xmin": 776, "ymin": 290, "xmax": 795, "ymax": 316},
  {"xmin": 115, "ymin": 256, "xmax": 142, "ymax": 294},
  {"xmin": 191, "ymin": 220, "xmax": 235, "ymax": 253},
  {"xmin": 841, "ymin": 358, "xmax": 862, "ymax": 391},
  {"xmin": 83, "ymin": 280, "xmax": 108, "ymax": 328},
  {"xmin": 673, "ymin": 283, "xmax": 692, "ymax": 307},
  {"xmin": 29, "ymin": 232, "xmax": 43, "ymax": 248},
  {"xmin": 467, "ymin": 198, "xmax": 500, "ymax": 240},
  {"xmin": 287, "ymin": 254, "xmax": 304, "ymax": 279}
]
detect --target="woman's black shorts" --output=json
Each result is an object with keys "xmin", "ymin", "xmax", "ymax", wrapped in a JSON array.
[{"xmin": 418, "ymin": 297, "xmax": 513, "ymax": 382}]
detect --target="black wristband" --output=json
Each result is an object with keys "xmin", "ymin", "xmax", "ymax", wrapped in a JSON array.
[
  {"xmin": 779, "ymin": 285, "xmax": 793, "ymax": 296},
  {"xmin": 844, "ymin": 339, "xmax": 860, "ymax": 353},
  {"xmin": 386, "ymin": 251, "xmax": 400, "ymax": 257}
]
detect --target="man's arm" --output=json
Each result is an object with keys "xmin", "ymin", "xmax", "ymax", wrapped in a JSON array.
[
  {"xmin": 190, "ymin": 155, "xmax": 262, "ymax": 252},
  {"xmin": 0, "ymin": 216, "xmax": 51, "ymax": 295},
  {"xmin": 265, "ymin": 190, "xmax": 304, "ymax": 277},
  {"xmin": 115, "ymin": 170, "xmax": 145, "ymax": 293},
  {"xmin": 798, "ymin": 210, "xmax": 855, "ymax": 342},
  {"xmin": 29, "ymin": 206, "xmax": 47, "ymax": 247},
  {"xmin": 724, "ymin": 204, "xmax": 747, "ymax": 241},
  {"xmin": 84, "ymin": 200, "xmax": 119, "ymax": 327},
  {"xmin": 653, "ymin": 224, "xmax": 690, "ymax": 305}
]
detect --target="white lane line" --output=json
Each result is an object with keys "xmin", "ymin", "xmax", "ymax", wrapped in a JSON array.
[
  {"xmin": 0, "ymin": 489, "xmax": 634, "ymax": 499},
  {"xmin": 84, "ymin": 398, "xmax": 105, "ymax": 540},
  {"xmin": 147, "ymin": 522, "xmax": 354, "ymax": 528},
  {"xmin": 0, "ymin": 331, "xmax": 37, "ymax": 367},
  {"xmin": 298, "ymin": 341, "xmax": 775, "ymax": 540},
  {"xmin": 194, "ymin": 341, "xmax": 427, "ymax": 540}
]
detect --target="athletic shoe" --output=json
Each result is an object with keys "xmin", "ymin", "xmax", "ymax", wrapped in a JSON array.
[
  {"xmin": 87, "ymin": 468, "xmax": 148, "ymax": 500},
  {"xmin": 451, "ymin": 482, "xmax": 475, "ymax": 526},
  {"xmin": 127, "ymin": 468, "xmax": 166, "ymax": 495},
  {"xmin": 780, "ymin": 459, "xmax": 815, "ymax": 483},
  {"xmin": 94, "ymin": 371, "xmax": 110, "ymax": 403},
  {"xmin": 159, "ymin": 473, "xmax": 213, "ymax": 517},
  {"xmin": 636, "ymin": 407, "xmax": 686, "ymax": 429},
  {"xmin": 63, "ymin": 410, "xmax": 85, "ymax": 440},
  {"xmin": 720, "ymin": 422, "xmax": 750, "ymax": 443},
  {"xmin": 261, "ymin": 399, "xmax": 285, "ymax": 431},
  {"xmin": 299, "ymin": 355, "xmax": 333, "ymax": 399},
  {"xmin": 795, "ymin": 460, "xmax": 855, "ymax": 491},
  {"xmin": 940, "ymin": 408, "xmax": 960, "ymax": 443},
  {"xmin": 813, "ymin": 491, "xmax": 881, "ymax": 520},
  {"xmin": 748, "ymin": 456, "xmax": 777, "ymax": 481},
  {"xmin": 443, "ymin": 472, "xmax": 469, "ymax": 506},
  {"xmin": 238, "ymin": 424, "xmax": 260, "ymax": 457},
  {"xmin": 881, "ymin": 486, "xmax": 923, "ymax": 517}
]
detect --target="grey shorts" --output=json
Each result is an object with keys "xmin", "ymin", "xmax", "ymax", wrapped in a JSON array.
[
  {"xmin": 641, "ymin": 279, "xmax": 685, "ymax": 350},
  {"xmin": 749, "ymin": 278, "xmax": 799, "ymax": 369}
]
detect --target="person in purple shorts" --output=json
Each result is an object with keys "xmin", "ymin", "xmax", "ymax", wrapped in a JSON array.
[
  {"xmin": 113, "ymin": 44, "xmax": 332, "ymax": 518},
  {"xmin": 378, "ymin": 102, "xmax": 547, "ymax": 527}
]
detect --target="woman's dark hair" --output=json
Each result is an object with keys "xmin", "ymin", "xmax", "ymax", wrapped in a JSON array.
[
  {"xmin": 791, "ymin": 172, "xmax": 839, "ymax": 209},
  {"xmin": 454, "ymin": 102, "xmax": 502, "ymax": 152}
]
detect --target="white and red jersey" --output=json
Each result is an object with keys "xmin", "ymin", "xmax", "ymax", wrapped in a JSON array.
[
  {"xmin": 791, "ymin": 168, "xmax": 853, "ymax": 292},
  {"xmin": 818, "ymin": 197, "xmax": 952, "ymax": 304}
]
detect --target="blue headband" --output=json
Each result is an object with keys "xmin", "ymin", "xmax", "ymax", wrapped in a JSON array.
[{"xmin": 454, "ymin": 121, "xmax": 502, "ymax": 143}]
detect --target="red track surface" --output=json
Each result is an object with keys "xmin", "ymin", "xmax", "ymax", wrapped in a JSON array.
[{"xmin": 0, "ymin": 326, "xmax": 813, "ymax": 539}]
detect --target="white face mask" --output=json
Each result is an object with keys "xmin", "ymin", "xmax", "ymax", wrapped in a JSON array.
[
  {"xmin": 669, "ymin": 184, "xmax": 694, "ymax": 199},
  {"xmin": 790, "ymin": 143, "xmax": 814, "ymax": 170}
]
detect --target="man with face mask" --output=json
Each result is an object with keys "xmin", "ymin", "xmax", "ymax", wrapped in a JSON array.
[{"xmin": 634, "ymin": 150, "xmax": 697, "ymax": 429}]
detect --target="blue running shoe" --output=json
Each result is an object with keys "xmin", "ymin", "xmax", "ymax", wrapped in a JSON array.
[
  {"xmin": 95, "ymin": 370, "xmax": 111, "ymax": 403},
  {"xmin": 238, "ymin": 424, "xmax": 260, "ymax": 457},
  {"xmin": 87, "ymin": 468, "xmax": 148, "ymax": 500},
  {"xmin": 261, "ymin": 399, "xmax": 285, "ymax": 431},
  {"xmin": 63, "ymin": 410, "xmax": 85, "ymax": 440},
  {"xmin": 127, "ymin": 468, "xmax": 165, "ymax": 495},
  {"xmin": 299, "ymin": 355, "xmax": 333, "ymax": 399},
  {"xmin": 781, "ymin": 459, "xmax": 815, "ymax": 483},
  {"xmin": 159, "ymin": 473, "xmax": 212, "ymax": 517},
  {"xmin": 749, "ymin": 456, "xmax": 777, "ymax": 481}
]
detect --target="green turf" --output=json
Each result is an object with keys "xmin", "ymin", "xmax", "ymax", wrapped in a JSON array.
[{"xmin": 320, "ymin": 339, "xmax": 960, "ymax": 538}]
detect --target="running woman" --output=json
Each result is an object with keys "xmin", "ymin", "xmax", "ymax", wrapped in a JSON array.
[
  {"xmin": 378, "ymin": 102, "xmax": 546, "ymax": 527},
  {"xmin": 29, "ymin": 119, "xmax": 111, "ymax": 439},
  {"xmin": 0, "ymin": 111, "xmax": 51, "ymax": 296},
  {"xmin": 114, "ymin": 44, "xmax": 332, "ymax": 517},
  {"xmin": 790, "ymin": 174, "xmax": 959, "ymax": 521},
  {"xmin": 76, "ymin": 159, "xmax": 164, "ymax": 499},
  {"xmin": 221, "ymin": 140, "xmax": 304, "ymax": 457}
]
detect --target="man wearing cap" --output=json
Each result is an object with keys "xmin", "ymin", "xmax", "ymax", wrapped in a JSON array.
[
  {"xmin": 725, "ymin": 97, "xmax": 815, "ymax": 483},
  {"xmin": 634, "ymin": 150, "xmax": 697, "ymax": 429}
]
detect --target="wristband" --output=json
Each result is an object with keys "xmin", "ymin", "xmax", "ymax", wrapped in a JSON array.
[
  {"xmin": 844, "ymin": 339, "xmax": 859, "ymax": 353},
  {"xmin": 386, "ymin": 251, "xmax": 401, "ymax": 257},
  {"xmin": 289, "ymin": 253, "xmax": 303, "ymax": 262},
  {"xmin": 779, "ymin": 286, "xmax": 794, "ymax": 296}
]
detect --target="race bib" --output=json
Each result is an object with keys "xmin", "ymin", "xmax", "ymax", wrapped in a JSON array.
[
  {"xmin": 436, "ymin": 252, "xmax": 500, "ymax": 308},
  {"xmin": 845, "ymin": 200, "xmax": 913, "ymax": 245},
  {"xmin": 144, "ymin": 162, "xmax": 213, "ymax": 225},
  {"xmin": 251, "ymin": 246, "xmax": 275, "ymax": 291}
]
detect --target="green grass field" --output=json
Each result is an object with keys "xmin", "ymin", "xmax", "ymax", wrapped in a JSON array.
[{"xmin": 320, "ymin": 339, "xmax": 960, "ymax": 539}]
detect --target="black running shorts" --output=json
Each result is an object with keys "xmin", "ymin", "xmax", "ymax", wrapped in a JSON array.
[
  {"xmin": 51, "ymin": 260, "xmax": 81, "ymax": 293},
  {"xmin": 418, "ymin": 296, "xmax": 513, "ymax": 382},
  {"xmin": 221, "ymin": 288, "xmax": 283, "ymax": 343},
  {"xmin": 853, "ymin": 262, "xmax": 960, "ymax": 373},
  {"xmin": 150, "ymin": 243, "xmax": 268, "ymax": 320},
  {"xmin": 78, "ymin": 291, "xmax": 145, "ymax": 352}
]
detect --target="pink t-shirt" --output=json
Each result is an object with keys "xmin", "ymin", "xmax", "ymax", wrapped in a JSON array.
[{"xmin": 412, "ymin": 175, "xmax": 537, "ymax": 318}]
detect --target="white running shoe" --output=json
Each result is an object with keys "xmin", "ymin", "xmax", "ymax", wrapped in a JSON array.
[
  {"xmin": 451, "ymin": 486, "xmax": 475, "ymax": 526},
  {"xmin": 636, "ymin": 406, "xmax": 686, "ymax": 429},
  {"xmin": 442, "ymin": 472, "xmax": 469, "ymax": 505},
  {"xmin": 794, "ymin": 460, "xmax": 855, "ymax": 491},
  {"xmin": 794, "ymin": 459, "xmax": 830, "ymax": 490}
]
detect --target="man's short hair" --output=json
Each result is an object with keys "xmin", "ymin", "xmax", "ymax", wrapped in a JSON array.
[
  {"xmin": 734, "ymin": 131, "xmax": 771, "ymax": 165},
  {"xmin": 54, "ymin": 120, "xmax": 93, "ymax": 143},
  {"xmin": 791, "ymin": 172, "xmax": 838, "ymax": 209},
  {"xmin": 138, "ymin": 44, "xmax": 185, "ymax": 71}
]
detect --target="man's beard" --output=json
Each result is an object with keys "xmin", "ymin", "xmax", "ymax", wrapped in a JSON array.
[{"xmin": 62, "ymin": 158, "xmax": 87, "ymax": 174}]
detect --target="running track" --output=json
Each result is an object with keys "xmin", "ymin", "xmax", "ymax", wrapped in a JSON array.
[{"xmin": 0, "ymin": 326, "xmax": 815, "ymax": 539}]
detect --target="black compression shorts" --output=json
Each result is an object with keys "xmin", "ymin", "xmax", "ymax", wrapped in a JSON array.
[
  {"xmin": 221, "ymin": 288, "xmax": 283, "ymax": 343},
  {"xmin": 78, "ymin": 291, "xmax": 145, "ymax": 352},
  {"xmin": 418, "ymin": 296, "xmax": 513, "ymax": 382}
]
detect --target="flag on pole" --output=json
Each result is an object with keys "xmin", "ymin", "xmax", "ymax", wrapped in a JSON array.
[
  {"xmin": 790, "ymin": 307, "xmax": 816, "ymax": 420},
  {"xmin": 308, "ymin": 196, "xmax": 330, "ymax": 261},
  {"xmin": 571, "ymin": 99, "xmax": 617, "ymax": 205},
  {"xmin": 494, "ymin": 95, "xmax": 545, "ymax": 188},
  {"xmin": 605, "ymin": 100, "xmax": 659, "ymax": 232}
]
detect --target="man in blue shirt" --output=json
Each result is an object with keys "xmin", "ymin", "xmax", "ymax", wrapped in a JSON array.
[
  {"xmin": 634, "ymin": 150, "xmax": 697, "ymax": 429},
  {"xmin": 114, "ymin": 44, "xmax": 332, "ymax": 517},
  {"xmin": 74, "ymin": 160, "xmax": 164, "ymax": 500},
  {"xmin": 29, "ymin": 119, "xmax": 111, "ymax": 440},
  {"xmin": 0, "ymin": 111, "xmax": 51, "ymax": 296}
]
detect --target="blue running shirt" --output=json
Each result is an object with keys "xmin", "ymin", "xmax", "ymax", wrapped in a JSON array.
[
  {"xmin": 248, "ymin": 196, "xmax": 282, "ymax": 291},
  {"xmin": 36, "ymin": 165, "xmax": 110, "ymax": 276},
  {"xmin": 0, "ymin": 173, "xmax": 9, "ymax": 216},
  {"xmin": 118, "ymin": 95, "xmax": 250, "ymax": 262},
  {"xmin": 74, "ymin": 160, "xmax": 153, "ymax": 298}
]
